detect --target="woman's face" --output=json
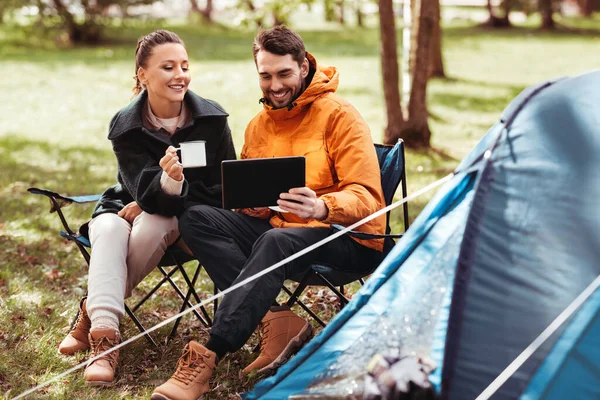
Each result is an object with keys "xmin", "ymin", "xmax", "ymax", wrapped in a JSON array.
[{"xmin": 138, "ymin": 43, "xmax": 191, "ymax": 105}]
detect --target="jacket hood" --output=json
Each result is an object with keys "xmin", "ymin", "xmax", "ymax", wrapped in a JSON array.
[
  {"xmin": 261, "ymin": 53, "xmax": 339, "ymax": 119},
  {"xmin": 108, "ymin": 90, "xmax": 228, "ymax": 139}
]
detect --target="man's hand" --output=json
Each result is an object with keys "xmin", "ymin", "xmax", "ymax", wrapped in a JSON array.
[
  {"xmin": 118, "ymin": 201, "xmax": 142, "ymax": 224},
  {"xmin": 159, "ymin": 146, "xmax": 184, "ymax": 181},
  {"xmin": 278, "ymin": 187, "xmax": 328, "ymax": 220}
]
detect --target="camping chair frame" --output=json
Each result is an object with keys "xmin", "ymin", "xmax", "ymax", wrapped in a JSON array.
[
  {"xmin": 284, "ymin": 139, "xmax": 410, "ymax": 327},
  {"xmin": 28, "ymin": 187, "xmax": 213, "ymax": 346}
]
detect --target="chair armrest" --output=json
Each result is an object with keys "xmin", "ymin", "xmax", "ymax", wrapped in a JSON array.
[
  {"xmin": 331, "ymin": 224, "xmax": 404, "ymax": 240},
  {"xmin": 28, "ymin": 187, "xmax": 101, "ymax": 235},
  {"xmin": 28, "ymin": 187, "xmax": 101, "ymax": 212}
]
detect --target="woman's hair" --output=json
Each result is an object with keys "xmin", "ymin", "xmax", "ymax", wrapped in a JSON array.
[
  {"xmin": 252, "ymin": 25, "xmax": 306, "ymax": 67},
  {"xmin": 132, "ymin": 30, "xmax": 185, "ymax": 97}
]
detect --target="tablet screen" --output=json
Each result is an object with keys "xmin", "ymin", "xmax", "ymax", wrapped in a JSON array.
[{"xmin": 221, "ymin": 156, "xmax": 306, "ymax": 209}]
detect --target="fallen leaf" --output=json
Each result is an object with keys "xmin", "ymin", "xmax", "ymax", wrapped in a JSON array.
[{"xmin": 44, "ymin": 269, "xmax": 60, "ymax": 280}]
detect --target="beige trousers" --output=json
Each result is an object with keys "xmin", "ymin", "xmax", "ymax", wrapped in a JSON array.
[{"xmin": 86, "ymin": 212, "xmax": 186, "ymax": 328}]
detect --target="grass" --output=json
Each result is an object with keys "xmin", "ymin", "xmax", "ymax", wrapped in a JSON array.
[{"xmin": 2, "ymin": 13, "xmax": 600, "ymax": 399}]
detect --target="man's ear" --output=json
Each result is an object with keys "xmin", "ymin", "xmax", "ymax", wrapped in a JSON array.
[
  {"xmin": 300, "ymin": 58, "xmax": 309, "ymax": 79},
  {"xmin": 137, "ymin": 67, "xmax": 147, "ymax": 87}
]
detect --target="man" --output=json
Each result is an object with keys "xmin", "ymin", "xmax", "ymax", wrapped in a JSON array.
[{"xmin": 152, "ymin": 25, "xmax": 387, "ymax": 400}]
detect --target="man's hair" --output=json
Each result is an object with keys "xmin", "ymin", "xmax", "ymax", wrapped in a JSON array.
[{"xmin": 252, "ymin": 25, "xmax": 306, "ymax": 66}]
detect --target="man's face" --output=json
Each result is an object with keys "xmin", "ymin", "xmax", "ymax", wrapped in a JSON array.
[{"xmin": 256, "ymin": 50, "xmax": 309, "ymax": 109}]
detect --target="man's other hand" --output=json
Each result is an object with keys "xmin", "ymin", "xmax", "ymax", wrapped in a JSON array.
[{"xmin": 278, "ymin": 187, "xmax": 328, "ymax": 220}]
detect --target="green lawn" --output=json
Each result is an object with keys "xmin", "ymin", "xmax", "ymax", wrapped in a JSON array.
[{"xmin": 2, "ymin": 16, "xmax": 600, "ymax": 399}]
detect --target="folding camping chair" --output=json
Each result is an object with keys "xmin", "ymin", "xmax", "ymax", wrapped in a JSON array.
[
  {"xmin": 28, "ymin": 187, "xmax": 214, "ymax": 346},
  {"xmin": 283, "ymin": 139, "xmax": 410, "ymax": 327}
]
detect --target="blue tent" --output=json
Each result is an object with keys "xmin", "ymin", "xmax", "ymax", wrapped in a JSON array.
[{"xmin": 244, "ymin": 70, "xmax": 600, "ymax": 399}]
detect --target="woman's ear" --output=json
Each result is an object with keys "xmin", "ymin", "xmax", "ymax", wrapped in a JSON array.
[
  {"xmin": 137, "ymin": 67, "xmax": 147, "ymax": 87},
  {"xmin": 300, "ymin": 58, "xmax": 309, "ymax": 79}
]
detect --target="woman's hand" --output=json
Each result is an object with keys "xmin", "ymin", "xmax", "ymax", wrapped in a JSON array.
[
  {"xmin": 159, "ymin": 146, "xmax": 184, "ymax": 181},
  {"xmin": 118, "ymin": 201, "xmax": 143, "ymax": 224},
  {"xmin": 278, "ymin": 187, "xmax": 328, "ymax": 220}
]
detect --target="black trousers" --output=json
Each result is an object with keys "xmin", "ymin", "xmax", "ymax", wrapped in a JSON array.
[{"xmin": 179, "ymin": 205, "xmax": 382, "ymax": 351}]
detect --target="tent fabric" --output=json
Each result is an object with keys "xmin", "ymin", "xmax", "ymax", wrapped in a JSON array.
[
  {"xmin": 521, "ymin": 286, "xmax": 600, "ymax": 400},
  {"xmin": 245, "ymin": 170, "xmax": 477, "ymax": 399},
  {"xmin": 244, "ymin": 70, "xmax": 600, "ymax": 400},
  {"xmin": 443, "ymin": 71, "xmax": 600, "ymax": 399}
]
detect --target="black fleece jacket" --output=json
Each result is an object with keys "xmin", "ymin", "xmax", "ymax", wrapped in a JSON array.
[{"xmin": 92, "ymin": 90, "xmax": 236, "ymax": 219}]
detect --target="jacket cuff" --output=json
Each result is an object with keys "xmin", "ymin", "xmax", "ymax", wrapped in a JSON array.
[
  {"xmin": 320, "ymin": 196, "xmax": 334, "ymax": 223},
  {"xmin": 238, "ymin": 207, "xmax": 272, "ymax": 219},
  {"xmin": 160, "ymin": 171, "xmax": 184, "ymax": 196}
]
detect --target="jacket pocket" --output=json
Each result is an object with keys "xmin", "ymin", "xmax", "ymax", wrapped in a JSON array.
[{"xmin": 303, "ymin": 145, "xmax": 335, "ymax": 190}]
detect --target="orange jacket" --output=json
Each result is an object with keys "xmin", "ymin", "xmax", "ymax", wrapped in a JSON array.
[{"xmin": 240, "ymin": 54, "xmax": 386, "ymax": 251}]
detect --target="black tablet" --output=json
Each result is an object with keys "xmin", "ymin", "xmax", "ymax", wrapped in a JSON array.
[{"xmin": 221, "ymin": 156, "xmax": 306, "ymax": 209}]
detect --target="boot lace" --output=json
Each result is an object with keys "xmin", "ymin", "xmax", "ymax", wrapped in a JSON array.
[
  {"xmin": 89, "ymin": 335, "xmax": 118, "ymax": 369},
  {"xmin": 70, "ymin": 301, "xmax": 89, "ymax": 333},
  {"xmin": 259, "ymin": 322, "xmax": 271, "ymax": 351},
  {"xmin": 173, "ymin": 347, "xmax": 211, "ymax": 385}
]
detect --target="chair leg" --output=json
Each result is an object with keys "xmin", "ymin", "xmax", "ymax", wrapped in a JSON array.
[
  {"xmin": 125, "ymin": 304, "xmax": 157, "ymax": 348},
  {"xmin": 213, "ymin": 285, "xmax": 218, "ymax": 314},
  {"xmin": 286, "ymin": 270, "xmax": 312, "ymax": 308},
  {"xmin": 131, "ymin": 266, "xmax": 180, "ymax": 312},
  {"xmin": 281, "ymin": 286, "xmax": 326, "ymax": 328},
  {"xmin": 176, "ymin": 264, "xmax": 212, "ymax": 326},
  {"xmin": 313, "ymin": 271, "xmax": 351, "ymax": 306},
  {"xmin": 402, "ymin": 168, "xmax": 410, "ymax": 231},
  {"xmin": 168, "ymin": 264, "xmax": 202, "ymax": 341},
  {"xmin": 157, "ymin": 266, "xmax": 210, "ymax": 327},
  {"xmin": 164, "ymin": 252, "xmax": 213, "ymax": 326}
]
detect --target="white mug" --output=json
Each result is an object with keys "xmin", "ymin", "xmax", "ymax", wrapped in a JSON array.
[{"xmin": 175, "ymin": 140, "xmax": 206, "ymax": 168}]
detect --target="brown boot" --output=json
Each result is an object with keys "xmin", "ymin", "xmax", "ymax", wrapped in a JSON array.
[
  {"xmin": 84, "ymin": 328, "xmax": 120, "ymax": 386},
  {"xmin": 58, "ymin": 297, "xmax": 91, "ymax": 355},
  {"xmin": 242, "ymin": 307, "xmax": 313, "ymax": 375},
  {"xmin": 151, "ymin": 341, "xmax": 217, "ymax": 400}
]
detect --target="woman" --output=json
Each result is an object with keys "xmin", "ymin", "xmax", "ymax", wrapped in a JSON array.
[{"xmin": 57, "ymin": 30, "xmax": 236, "ymax": 386}]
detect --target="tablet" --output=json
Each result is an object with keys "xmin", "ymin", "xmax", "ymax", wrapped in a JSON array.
[{"xmin": 221, "ymin": 156, "xmax": 306, "ymax": 209}]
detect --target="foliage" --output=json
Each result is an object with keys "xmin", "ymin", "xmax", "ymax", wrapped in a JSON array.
[
  {"xmin": 229, "ymin": 0, "xmax": 316, "ymax": 28},
  {"xmin": 3, "ymin": 16, "xmax": 600, "ymax": 399}
]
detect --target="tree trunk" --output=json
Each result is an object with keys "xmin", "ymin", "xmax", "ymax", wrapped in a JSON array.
[
  {"xmin": 190, "ymin": 0, "xmax": 213, "ymax": 21},
  {"xmin": 52, "ymin": 0, "xmax": 80, "ymax": 42},
  {"xmin": 189, "ymin": 0, "xmax": 200, "ymax": 13},
  {"xmin": 539, "ymin": 0, "xmax": 555, "ymax": 29},
  {"xmin": 244, "ymin": 0, "xmax": 263, "ymax": 28},
  {"xmin": 487, "ymin": 0, "xmax": 495, "ymax": 18},
  {"xmin": 502, "ymin": 0, "xmax": 511, "ymax": 23},
  {"xmin": 405, "ymin": 0, "xmax": 433, "ymax": 148},
  {"xmin": 428, "ymin": 0, "xmax": 445, "ymax": 78},
  {"xmin": 338, "ymin": 0, "xmax": 345, "ymax": 25},
  {"xmin": 578, "ymin": 0, "xmax": 593, "ymax": 16},
  {"xmin": 378, "ymin": 0, "xmax": 404, "ymax": 144},
  {"xmin": 201, "ymin": 0, "xmax": 213, "ymax": 21},
  {"xmin": 0, "ymin": 8, "xmax": 4, "ymax": 24},
  {"xmin": 52, "ymin": 0, "xmax": 102, "ymax": 43},
  {"xmin": 356, "ymin": 0, "xmax": 364, "ymax": 27},
  {"xmin": 483, "ymin": 0, "xmax": 512, "ymax": 27}
]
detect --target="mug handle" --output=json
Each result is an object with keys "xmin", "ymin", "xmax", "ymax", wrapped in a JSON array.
[{"xmin": 172, "ymin": 147, "xmax": 183, "ymax": 166}]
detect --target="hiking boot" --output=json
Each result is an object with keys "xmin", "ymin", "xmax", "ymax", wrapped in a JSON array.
[
  {"xmin": 84, "ymin": 328, "xmax": 120, "ymax": 386},
  {"xmin": 58, "ymin": 297, "xmax": 91, "ymax": 355},
  {"xmin": 151, "ymin": 341, "xmax": 217, "ymax": 400},
  {"xmin": 242, "ymin": 307, "xmax": 313, "ymax": 374}
]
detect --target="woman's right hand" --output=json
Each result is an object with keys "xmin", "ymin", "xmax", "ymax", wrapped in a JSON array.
[
  {"xmin": 118, "ymin": 201, "xmax": 143, "ymax": 224},
  {"xmin": 160, "ymin": 146, "xmax": 184, "ymax": 181}
]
